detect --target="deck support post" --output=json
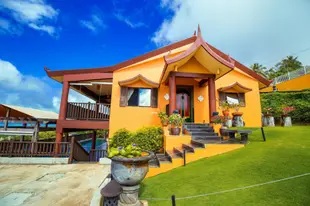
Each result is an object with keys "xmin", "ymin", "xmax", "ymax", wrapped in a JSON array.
[
  {"xmin": 4, "ymin": 108, "xmax": 11, "ymax": 131},
  {"xmin": 59, "ymin": 80, "xmax": 70, "ymax": 120},
  {"xmin": 169, "ymin": 75, "xmax": 176, "ymax": 115},
  {"xmin": 91, "ymin": 130, "xmax": 97, "ymax": 150},
  {"xmin": 208, "ymin": 76, "xmax": 216, "ymax": 120}
]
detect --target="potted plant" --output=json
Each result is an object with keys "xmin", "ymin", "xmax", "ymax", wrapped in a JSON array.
[
  {"xmin": 262, "ymin": 107, "xmax": 275, "ymax": 127},
  {"xmin": 211, "ymin": 115, "xmax": 228, "ymax": 137},
  {"xmin": 281, "ymin": 106, "xmax": 295, "ymax": 126},
  {"xmin": 231, "ymin": 103, "xmax": 243, "ymax": 116},
  {"xmin": 158, "ymin": 111, "xmax": 169, "ymax": 126},
  {"xmin": 219, "ymin": 102, "xmax": 231, "ymax": 116},
  {"xmin": 168, "ymin": 113, "xmax": 185, "ymax": 135},
  {"xmin": 108, "ymin": 144, "xmax": 154, "ymax": 205}
]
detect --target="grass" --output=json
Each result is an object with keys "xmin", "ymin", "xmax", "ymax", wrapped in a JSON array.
[{"xmin": 140, "ymin": 126, "xmax": 310, "ymax": 206}]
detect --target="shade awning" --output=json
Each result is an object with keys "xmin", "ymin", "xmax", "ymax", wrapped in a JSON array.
[{"xmin": 218, "ymin": 82, "xmax": 252, "ymax": 93}]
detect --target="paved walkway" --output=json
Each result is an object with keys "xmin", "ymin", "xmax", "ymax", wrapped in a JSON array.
[{"xmin": 0, "ymin": 164, "xmax": 110, "ymax": 206}]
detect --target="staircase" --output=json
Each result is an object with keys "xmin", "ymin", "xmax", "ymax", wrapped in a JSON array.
[{"xmin": 147, "ymin": 123, "xmax": 244, "ymax": 178}]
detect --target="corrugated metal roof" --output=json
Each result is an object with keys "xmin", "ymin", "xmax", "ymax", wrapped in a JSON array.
[{"xmin": 1, "ymin": 104, "xmax": 58, "ymax": 120}]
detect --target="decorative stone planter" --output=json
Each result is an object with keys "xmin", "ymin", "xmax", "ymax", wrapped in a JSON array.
[
  {"xmin": 220, "ymin": 125, "xmax": 228, "ymax": 140},
  {"xmin": 262, "ymin": 116, "xmax": 275, "ymax": 127},
  {"xmin": 232, "ymin": 112, "xmax": 244, "ymax": 127},
  {"xmin": 281, "ymin": 116, "xmax": 292, "ymax": 127},
  {"xmin": 111, "ymin": 152, "xmax": 154, "ymax": 206}
]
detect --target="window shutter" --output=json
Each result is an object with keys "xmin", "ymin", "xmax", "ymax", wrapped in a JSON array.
[
  {"xmin": 239, "ymin": 93, "xmax": 246, "ymax": 106},
  {"xmin": 219, "ymin": 92, "xmax": 226, "ymax": 105},
  {"xmin": 120, "ymin": 87, "xmax": 128, "ymax": 107},
  {"xmin": 151, "ymin": 88, "xmax": 158, "ymax": 108}
]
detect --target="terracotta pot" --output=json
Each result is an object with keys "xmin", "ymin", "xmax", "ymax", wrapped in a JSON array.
[
  {"xmin": 222, "ymin": 110, "xmax": 230, "ymax": 116},
  {"xmin": 161, "ymin": 120, "xmax": 169, "ymax": 127},
  {"xmin": 170, "ymin": 127, "xmax": 181, "ymax": 135},
  {"xmin": 232, "ymin": 112, "xmax": 243, "ymax": 116}
]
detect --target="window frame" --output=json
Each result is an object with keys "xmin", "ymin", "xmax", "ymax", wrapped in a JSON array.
[
  {"xmin": 219, "ymin": 91, "xmax": 246, "ymax": 107},
  {"xmin": 127, "ymin": 87, "xmax": 152, "ymax": 107}
]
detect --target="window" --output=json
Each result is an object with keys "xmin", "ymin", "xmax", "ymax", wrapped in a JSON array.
[
  {"xmin": 219, "ymin": 92, "xmax": 245, "ymax": 106},
  {"xmin": 120, "ymin": 87, "xmax": 158, "ymax": 107},
  {"xmin": 127, "ymin": 88, "xmax": 151, "ymax": 107}
]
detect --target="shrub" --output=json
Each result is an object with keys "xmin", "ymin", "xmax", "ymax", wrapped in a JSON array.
[
  {"xmin": 261, "ymin": 91, "xmax": 310, "ymax": 123},
  {"xmin": 109, "ymin": 128, "xmax": 133, "ymax": 148},
  {"xmin": 109, "ymin": 127, "xmax": 163, "ymax": 152},
  {"xmin": 132, "ymin": 127, "xmax": 163, "ymax": 152}
]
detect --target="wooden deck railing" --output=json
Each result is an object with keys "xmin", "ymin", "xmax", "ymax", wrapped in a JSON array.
[
  {"xmin": 0, "ymin": 141, "xmax": 71, "ymax": 157},
  {"xmin": 68, "ymin": 136, "xmax": 90, "ymax": 163},
  {"xmin": 89, "ymin": 149, "xmax": 107, "ymax": 162},
  {"xmin": 66, "ymin": 102, "xmax": 110, "ymax": 121}
]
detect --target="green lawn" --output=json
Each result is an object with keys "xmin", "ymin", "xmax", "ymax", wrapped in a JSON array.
[{"xmin": 140, "ymin": 126, "xmax": 310, "ymax": 206}]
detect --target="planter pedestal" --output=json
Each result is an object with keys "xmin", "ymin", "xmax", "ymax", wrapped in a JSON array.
[
  {"xmin": 262, "ymin": 116, "xmax": 275, "ymax": 127},
  {"xmin": 119, "ymin": 185, "xmax": 141, "ymax": 206},
  {"xmin": 282, "ymin": 116, "xmax": 292, "ymax": 127},
  {"xmin": 232, "ymin": 115, "xmax": 244, "ymax": 127}
]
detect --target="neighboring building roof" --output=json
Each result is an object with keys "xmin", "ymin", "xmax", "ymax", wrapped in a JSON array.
[
  {"xmin": 1, "ymin": 104, "xmax": 58, "ymax": 120},
  {"xmin": 45, "ymin": 26, "xmax": 270, "ymax": 87}
]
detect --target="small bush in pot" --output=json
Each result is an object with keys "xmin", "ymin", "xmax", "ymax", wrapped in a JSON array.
[
  {"xmin": 158, "ymin": 111, "xmax": 169, "ymax": 126},
  {"xmin": 168, "ymin": 113, "xmax": 185, "ymax": 135}
]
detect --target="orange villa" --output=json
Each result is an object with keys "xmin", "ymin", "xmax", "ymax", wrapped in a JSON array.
[{"xmin": 44, "ymin": 26, "xmax": 270, "ymax": 173}]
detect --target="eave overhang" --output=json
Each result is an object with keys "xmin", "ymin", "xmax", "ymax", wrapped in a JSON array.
[
  {"xmin": 118, "ymin": 74, "xmax": 159, "ymax": 88},
  {"xmin": 218, "ymin": 82, "xmax": 252, "ymax": 93},
  {"xmin": 160, "ymin": 25, "xmax": 235, "ymax": 83}
]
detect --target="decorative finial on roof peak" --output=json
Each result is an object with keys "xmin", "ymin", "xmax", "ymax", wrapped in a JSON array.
[
  {"xmin": 193, "ymin": 30, "xmax": 196, "ymax": 36},
  {"xmin": 197, "ymin": 24, "xmax": 201, "ymax": 36}
]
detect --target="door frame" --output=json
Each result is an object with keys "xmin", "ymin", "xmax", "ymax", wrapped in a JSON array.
[{"xmin": 176, "ymin": 85, "xmax": 194, "ymax": 122}]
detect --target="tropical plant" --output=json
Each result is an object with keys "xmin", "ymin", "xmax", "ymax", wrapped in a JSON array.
[
  {"xmin": 157, "ymin": 111, "xmax": 168, "ymax": 124},
  {"xmin": 250, "ymin": 63, "xmax": 268, "ymax": 78},
  {"xmin": 108, "ymin": 144, "xmax": 142, "ymax": 158},
  {"xmin": 168, "ymin": 113, "xmax": 185, "ymax": 127},
  {"xmin": 282, "ymin": 106, "xmax": 296, "ymax": 115},
  {"xmin": 211, "ymin": 115, "xmax": 225, "ymax": 124},
  {"xmin": 231, "ymin": 103, "xmax": 241, "ymax": 112},
  {"xmin": 219, "ymin": 101, "xmax": 231, "ymax": 111}
]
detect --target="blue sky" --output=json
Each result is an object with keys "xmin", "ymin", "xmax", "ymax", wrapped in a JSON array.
[{"xmin": 0, "ymin": 0, "xmax": 310, "ymax": 112}]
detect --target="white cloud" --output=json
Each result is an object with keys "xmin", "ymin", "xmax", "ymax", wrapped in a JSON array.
[
  {"xmin": 0, "ymin": 58, "xmax": 47, "ymax": 92},
  {"xmin": 154, "ymin": 0, "xmax": 310, "ymax": 67},
  {"xmin": 80, "ymin": 9, "xmax": 106, "ymax": 33},
  {"xmin": 0, "ymin": 0, "xmax": 59, "ymax": 36},
  {"xmin": 0, "ymin": 58, "xmax": 92, "ymax": 112},
  {"xmin": 0, "ymin": 17, "xmax": 22, "ymax": 35},
  {"xmin": 28, "ymin": 23, "xmax": 55, "ymax": 36},
  {"xmin": 114, "ymin": 12, "xmax": 146, "ymax": 29}
]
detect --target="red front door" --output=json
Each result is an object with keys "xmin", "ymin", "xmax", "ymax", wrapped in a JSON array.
[{"xmin": 176, "ymin": 93, "xmax": 190, "ymax": 117}]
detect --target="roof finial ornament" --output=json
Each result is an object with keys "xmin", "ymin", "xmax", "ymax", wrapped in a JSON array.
[
  {"xmin": 193, "ymin": 30, "xmax": 196, "ymax": 36},
  {"xmin": 197, "ymin": 24, "xmax": 201, "ymax": 37}
]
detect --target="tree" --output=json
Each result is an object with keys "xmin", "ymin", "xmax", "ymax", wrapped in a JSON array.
[
  {"xmin": 250, "ymin": 63, "xmax": 268, "ymax": 78},
  {"xmin": 274, "ymin": 56, "xmax": 303, "ymax": 76}
]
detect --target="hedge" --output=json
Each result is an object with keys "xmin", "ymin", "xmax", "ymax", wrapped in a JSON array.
[
  {"xmin": 260, "ymin": 90, "xmax": 310, "ymax": 123},
  {"xmin": 109, "ymin": 127, "xmax": 163, "ymax": 152}
]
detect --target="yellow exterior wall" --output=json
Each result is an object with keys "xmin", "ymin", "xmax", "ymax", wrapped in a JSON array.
[
  {"xmin": 109, "ymin": 55, "xmax": 263, "ymax": 136},
  {"xmin": 215, "ymin": 70, "xmax": 262, "ymax": 127},
  {"xmin": 260, "ymin": 73, "xmax": 310, "ymax": 92}
]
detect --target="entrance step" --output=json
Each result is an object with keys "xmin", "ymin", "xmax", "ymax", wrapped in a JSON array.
[{"xmin": 192, "ymin": 135, "xmax": 222, "ymax": 141}]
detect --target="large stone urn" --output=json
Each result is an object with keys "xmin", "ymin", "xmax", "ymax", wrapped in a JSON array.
[
  {"xmin": 232, "ymin": 112, "xmax": 244, "ymax": 127},
  {"xmin": 111, "ymin": 152, "xmax": 154, "ymax": 206},
  {"xmin": 262, "ymin": 114, "xmax": 275, "ymax": 127}
]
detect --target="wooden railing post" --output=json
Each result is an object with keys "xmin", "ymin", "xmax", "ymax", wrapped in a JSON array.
[
  {"xmin": 9, "ymin": 140, "xmax": 14, "ymax": 157},
  {"xmin": 86, "ymin": 102, "xmax": 91, "ymax": 120},
  {"xmin": 68, "ymin": 136, "xmax": 75, "ymax": 164}
]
